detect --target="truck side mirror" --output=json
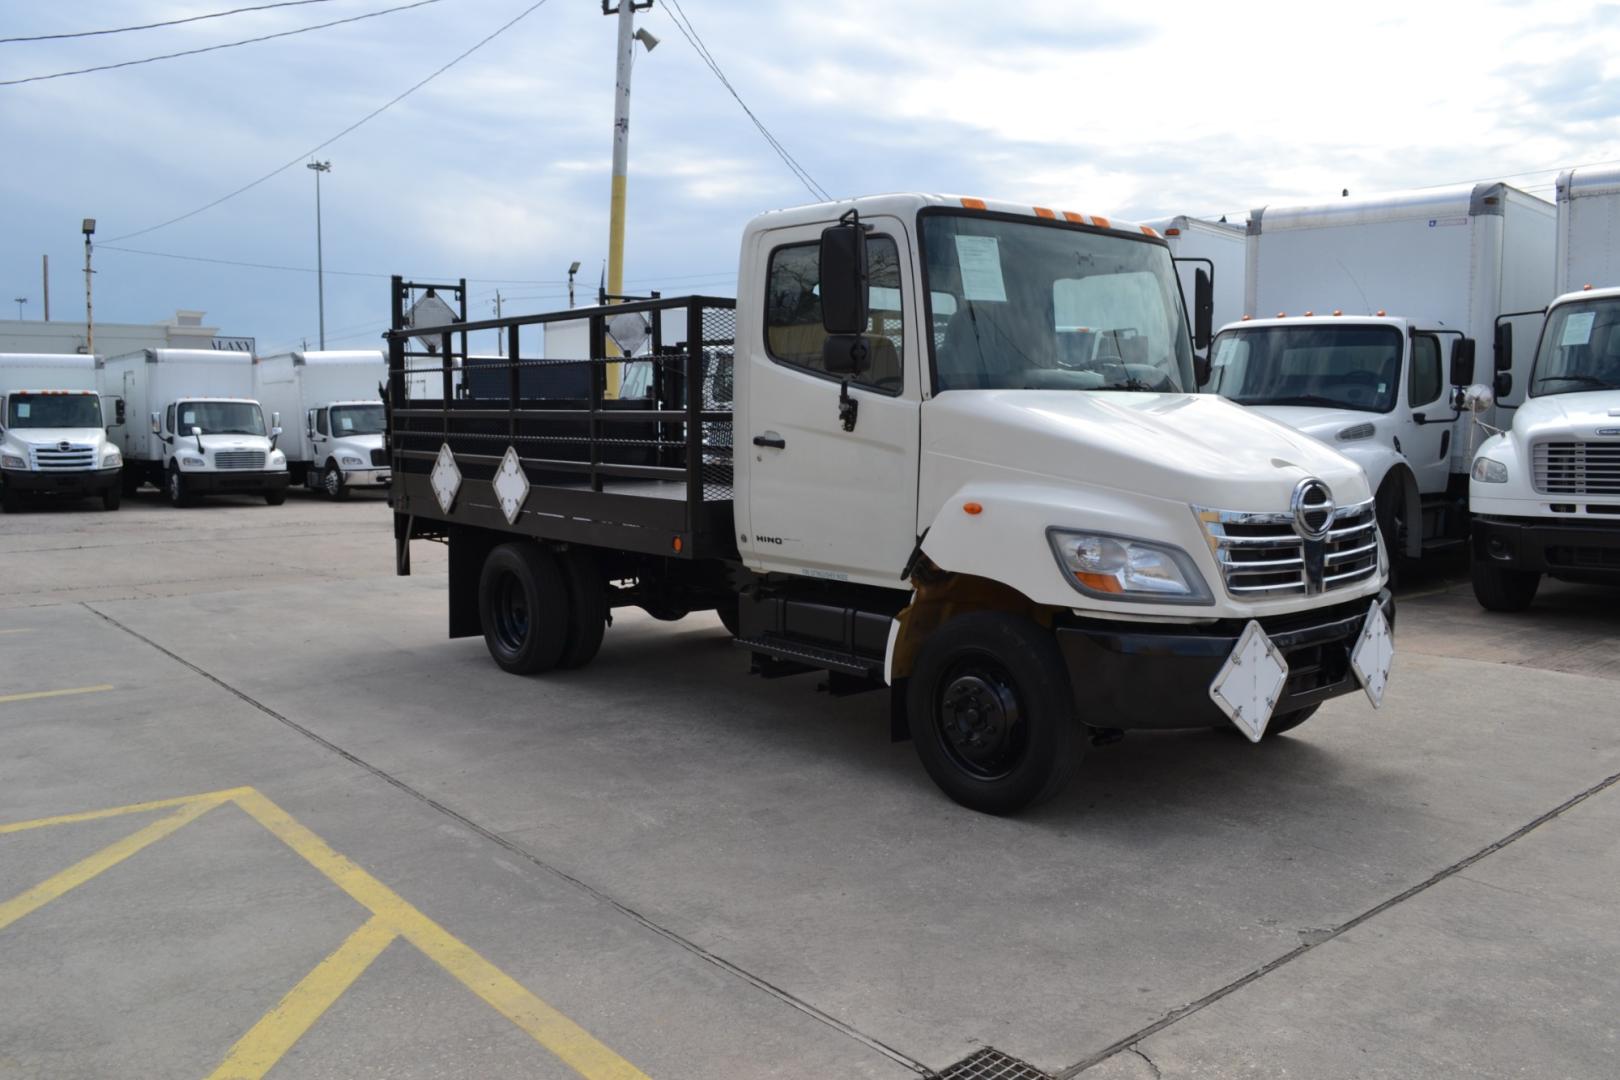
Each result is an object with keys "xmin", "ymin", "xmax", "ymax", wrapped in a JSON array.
[
  {"xmin": 1449, "ymin": 338, "xmax": 1476, "ymax": 386},
  {"xmin": 270, "ymin": 425, "xmax": 283, "ymax": 450},
  {"xmin": 306, "ymin": 410, "xmax": 316, "ymax": 437},
  {"xmin": 1494, "ymin": 371, "xmax": 1513, "ymax": 399},
  {"xmin": 113, "ymin": 398, "xmax": 126, "ymax": 425},
  {"xmin": 150, "ymin": 412, "xmax": 160, "ymax": 435},
  {"xmin": 1193, "ymin": 268, "xmax": 1214, "ymax": 351},
  {"xmin": 1493, "ymin": 321, "xmax": 1513, "ymax": 373},
  {"xmin": 1193, "ymin": 353, "xmax": 1212, "ymax": 388},
  {"xmin": 271, "ymin": 411, "xmax": 280, "ymax": 428},
  {"xmin": 819, "ymin": 219, "xmax": 869, "ymax": 336}
]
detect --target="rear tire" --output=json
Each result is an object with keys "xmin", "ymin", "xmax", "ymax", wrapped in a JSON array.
[
  {"xmin": 1471, "ymin": 559, "xmax": 1540, "ymax": 612},
  {"xmin": 102, "ymin": 485, "xmax": 122, "ymax": 511},
  {"xmin": 557, "ymin": 547, "xmax": 607, "ymax": 669},
  {"xmin": 478, "ymin": 542, "xmax": 570, "ymax": 674},
  {"xmin": 907, "ymin": 612, "xmax": 1079, "ymax": 815}
]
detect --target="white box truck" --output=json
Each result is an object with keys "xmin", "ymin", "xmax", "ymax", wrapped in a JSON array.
[
  {"xmin": 254, "ymin": 349, "xmax": 388, "ymax": 498},
  {"xmin": 1205, "ymin": 183, "xmax": 1555, "ymax": 561},
  {"xmin": 1467, "ymin": 163, "xmax": 1620, "ymax": 610},
  {"xmin": 386, "ymin": 193, "xmax": 1396, "ymax": 814},
  {"xmin": 0, "ymin": 354, "xmax": 124, "ymax": 512},
  {"xmin": 100, "ymin": 348, "xmax": 290, "ymax": 507},
  {"xmin": 1145, "ymin": 214, "xmax": 1246, "ymax": 333}
]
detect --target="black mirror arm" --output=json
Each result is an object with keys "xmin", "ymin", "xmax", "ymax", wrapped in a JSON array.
[{"xmin": 839, "ymin": 380, "xmax": 859, "ymax": 432}]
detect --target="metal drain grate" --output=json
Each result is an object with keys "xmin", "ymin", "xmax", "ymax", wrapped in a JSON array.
[{"xmin": 934, "ymin": 1047, "xmax": 1050, "ymax": 1080}]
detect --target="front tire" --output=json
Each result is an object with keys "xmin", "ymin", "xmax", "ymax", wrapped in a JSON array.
[
  {"xmin": 478, "ymin": 542, "xmax": 570, "ymax": 674},
  {"xmin": 322, "ymin": 461, "xmax": 349, "ymax": 500},
  {"xmin": 907, "ymin": 612, "xmax": 1079, "ymax": 815},
  {"xmin": 0, "ymin": 482, "xmax": 20, "ymax": 514},
  {"xmin": 166, "ymin": 464, "xmax": 190, "ymax": 507},
  {"xmin": 1375, "ymin": 475, "xmax": 1408, "ymax": 585},
  {"xmin": 1471, "ymin": 559, "xmax": 1540, "ymax": 612},
  {"xmin": 265, "ymin": 489, "xmax": 287, "ymax": 506},
  {"xmin": 102, "ymin": 485, "xmax": 122, "ymax": 511}
]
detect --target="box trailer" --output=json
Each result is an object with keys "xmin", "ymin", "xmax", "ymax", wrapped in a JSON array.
[
  {"xmin": 385, "ymin": 193, "xmax": 1395, "ymax": 815},
  {"xmin": 254, "ymin": 349, "xmax": 388, "ymax": 498},
  {"xmin": 1207, "ymin": 183, "xmax": 1556, "ymax": 562},
  {"xmin": 100, "ymin": 348, "xmax": 289, "ymax": 506},
  {"xmin": 1555, "ymin": 163, "xmax": 1620, "ymax": 293},
  {"xmin": 1145, "ymin": 215, "xmax": 1246, "ymax": 333},
  {"xmin": 0, "ymin": 354, "xmax": 123, "ymax": 512}
]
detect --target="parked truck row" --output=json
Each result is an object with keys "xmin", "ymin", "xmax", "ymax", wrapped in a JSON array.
[{"xmin": 0, "ymin": 347, "xmax": 389, "ymax": 511}]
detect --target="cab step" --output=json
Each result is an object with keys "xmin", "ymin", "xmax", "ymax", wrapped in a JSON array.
[{"xmin": 737, "ymin": 634, "xmax": 883, "ymax": 680}]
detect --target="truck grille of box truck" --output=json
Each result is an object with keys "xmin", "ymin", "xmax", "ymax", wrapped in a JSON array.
[
  {"xmin": 1197, "ymin": 498, "xmax": 1380, "ymax": 598},
  {"xmin": 214, "ymin": 450, "xmax": 267, "ymax": 470},
  {"xmin": 1534, "ymin": 441, "xmax": 1620, "ymax": 496},
  {"xmin": 29, "ymin": 444, "xmax": 96, "ymax": 470}
]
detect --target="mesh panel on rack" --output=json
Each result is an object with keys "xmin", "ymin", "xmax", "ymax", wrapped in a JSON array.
[{"xmin": 700, "ymin": 304, "xmax": 736, "ymax": 502}]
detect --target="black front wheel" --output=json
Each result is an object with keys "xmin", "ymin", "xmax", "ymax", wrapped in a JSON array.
[
  {"xmin": 907, "ymin": 612, "xmax": 1079, "ymax": 815},
  {"xmin": 478, "ymin": 542, "xmax": 571, "ymax": 674},
  {"xmin": 1471, "ymin": 560, "xmax": 1540, "ymax": 612},
  {"xmin": 166, "ymin": 465, "xmax": 190, "ymax": 507},
  {"xmin": 0, "ymin": 483, "xmax": 20, "ymax": 514},
  {"xmin": 102, "ymin": 485, "xmax": 122, "ymax": 511},
  {"xmin": 323, "ymin": 462, "xmax": 349, "ymax": 500}
]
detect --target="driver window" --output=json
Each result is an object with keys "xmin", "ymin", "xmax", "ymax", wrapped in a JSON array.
[
  {"xmin": 1409, "ymin": 334, "xmax": 1442, "ymax": 406},
  {"xmin": 764, "ymin": 237, "xmax": 904, "ymax": 392}
]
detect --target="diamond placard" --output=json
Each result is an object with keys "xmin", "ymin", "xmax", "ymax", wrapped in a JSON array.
[
  {"xmin": 1350, "ymin": 600, "xmax": 1394, "ymax": 708},
  {"xmin": 430, "ymin": 443, "xmax": 461, "ymax": 514},
  {"xmin": 492, "ymin": 445, "xmax": 530, "ymax": 525},
  {"xmin": 1209, "ymin": 620, "xmax": 1289, "ymax": 743}
]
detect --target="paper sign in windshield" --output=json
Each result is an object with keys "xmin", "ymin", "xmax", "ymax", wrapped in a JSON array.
[
  {"xmin": 955, "ymin": 235, "xmax": 1007, "ymax": 302},
  {"xmin": 15, "ymin": 402, "xmax": 30, "ymax": 418},
  {"xmin": 1560, "ymin": 311, "xmax": 1596, "ymax": 347}
]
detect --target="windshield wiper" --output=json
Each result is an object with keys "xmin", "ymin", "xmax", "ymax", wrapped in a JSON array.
[
  {"xmin": 1236, "ymin": 394, "xmax": 1358, "ymax": 409},
  {"xmin": 1535, "ymin": 374, "xmax": 1620, "ymax": 391}
]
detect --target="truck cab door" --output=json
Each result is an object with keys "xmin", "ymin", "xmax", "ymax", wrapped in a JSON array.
[
  {"xmin": 739, "ymin": 216, "xmax": 921, "ymax": 587},
  {"xmin": 1404, "ymin": 332, "xmax": 1450, "ymax": 494},
  {"xmin": 310, "ymin": 407, "xmax": 328, "ymax": 463}
]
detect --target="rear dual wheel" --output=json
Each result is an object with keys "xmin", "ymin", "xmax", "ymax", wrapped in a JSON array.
[{"xmin": 478, "ymin": 542, "xmax": 607, "ymax": 674}]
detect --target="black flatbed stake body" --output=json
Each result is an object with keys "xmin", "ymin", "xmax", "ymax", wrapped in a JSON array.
[{"xmin": 384, "ymin": 277, "xmax": 739, "ymax": 566}]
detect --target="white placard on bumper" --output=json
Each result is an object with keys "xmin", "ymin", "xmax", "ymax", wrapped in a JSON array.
[
  {"xmin": 1350, "ymin": 600, "xmax": 1394, "ymax": 708},
  {"xmin": 1208, "ymin": 620, "xmax": 1290, "ymax": 743}
]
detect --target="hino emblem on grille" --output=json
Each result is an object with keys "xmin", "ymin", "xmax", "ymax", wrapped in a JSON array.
[
  {"xmin": 1291, "ymin": 478, "xmax": 1335, "ymax": 541},
  {"xmin": 57, "ymin": 441, "xmax": 71, "ymax": 452}
]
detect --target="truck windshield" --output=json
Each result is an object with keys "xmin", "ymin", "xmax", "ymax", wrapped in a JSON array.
[
  {"xmin": 6, "ymin": 393, "xmax": 102, "ymax": 429},
  {"xmin": 1205, "ymin": 325, "xmax": 1402, "ymax": 412},
  {"xmin": 329, "ymin": 404, "xmax": 384, "ymax": 436},
  {"xmin": 177, "ymin": 401, "xmax": 265, "ymax": 436},
  {"xmin": 919, "ymin": 212, "xmax": 1195, "ymax": 393},
  {"xmin": 1529, "ymin": 298, "xmax": 1620, "ymax": 396}
]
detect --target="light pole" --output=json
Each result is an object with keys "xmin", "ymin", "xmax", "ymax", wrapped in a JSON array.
[
  {"xmin": 602, "ymin": 0, "xmax": 656, "ymax": 397},
  {"xmin": 568, "ymin": 261, "xmax": 581, "ymax": 308},
  {"xmin": 13, "ymin": 297, "xmax": 25, "ymax": 320},
  {"xmin": 307, "ymin": 160, "xmax": 332, "ymax": 349},
  {"xmin": 82, "ymin": 218, "xmax": 96, "ymax": 356}
]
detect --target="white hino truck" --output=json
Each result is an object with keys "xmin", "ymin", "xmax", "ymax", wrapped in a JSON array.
[
  {"xmin": 385, "ymin": 194, "xmax": 1395, "ymax": 814},
  {"xmin": 254, "ymin": 349, "xmax": 389, "ymax": 498},
  {"xmin": 100, "ymin": 348, "xmax": 290, "ymax": 506},
  {"xmin": 1468, "ymin": 163, "xmax": 1620, "ymax": 610},
  {"xmin": 0, "ymin": 354, "xmax": 123, "ymax": 512},
  {"xmin": 1204, "ymin": 183, "xmax": 1555, "ymax": 562}
]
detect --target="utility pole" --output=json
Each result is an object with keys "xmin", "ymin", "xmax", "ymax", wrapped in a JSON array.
[
  {"xmin": 568, "ymin": 261, "xmax": 581, "ymax": 309},
  {"xmin": 42, "ymin": 255, "xmax": 49, "ymax": 321},
  {"xmin": 13, "ymin": 297, "xmax": 25, "ymax": 320},
  {"xmin": 603, "ymin": 0, "xmax": 656, "ymax": 398},
  {"xmin": 307, "ymin": 161, "xmax": 332, "ymax": 349},
  {"xmin": 82, "ymin": 219, "xmax": 96, "ymax": 356},
  {"xmin": 492, "ymin": 291, "xmax": 503, "ymax": 356}
]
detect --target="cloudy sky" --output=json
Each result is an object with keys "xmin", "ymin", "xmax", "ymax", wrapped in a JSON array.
[{"xmin": 2, "ymin": 0, "xmax": 1617, "ymax": 354}]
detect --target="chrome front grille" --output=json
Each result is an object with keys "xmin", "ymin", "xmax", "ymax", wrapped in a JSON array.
[
  {"xmin": 30, "ymin": 444, "xmax": 96, "ymax": 470},
  {"xmin": 214, "ymin": 450, "xmax": 267, "ymax": 470},
  {"xmin": 1533, "ymin": 441, "xmax": 1620, "ymax": 496},
  {"xmin": 1196, "ymin": 498, "xmax": 1380, "ymax": 598}
]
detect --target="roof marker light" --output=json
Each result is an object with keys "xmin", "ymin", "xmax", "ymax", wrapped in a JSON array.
[
  {"xmin": 1241, "ymin": 314, "xmax": 1252, "ymax": 321},
  {"xmin": 1376, "ymin": 309, "xmax": 1386, "ymax": 317},
  {"xmin": 1304, "ymin": 310, "xmax": 1314, "ymax": 317},
  {"xmin": 1164, "ymin": 227, "xmax": 1182, "ymax": 236},
  {"xmin": 1333, "ymin": 309, "xmax": 1343, "ymax": 316},
  {"xmin": 960, "ymin": 197, "xmax": 987, "ymax": 210},
  {"xmin": 1061, "ymin": 211, "xmax": 1084, "ymax": 223},
  {"xmin": 1092, "ymin": 215, "xmax": 1112, "ymax": 229},
  {"xmin": 1584, "ymin": 283, "xmax": 1594, "ymax": 290},
  {"xmin": 1033, "ymin": 206, "xmax": 1055, "ymax": 219},
  {"xmin": 1277, "ymin": 312, "xmax": 1287, "ymax": 318}
]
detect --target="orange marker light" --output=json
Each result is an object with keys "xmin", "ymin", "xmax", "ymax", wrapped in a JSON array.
[
  {"xmin": 1584, "ymin": 283, "xmax": 1594, "ymax": 290},
  {"xmin": 672, "ymin": 536, "xmax": 683, "ymax": 553},
  {"xmin": 963, "ymin": 501, "xmax": 983, "ymax": 515},
  {"xmin": 1304, "ymin": 310, "xmax": 1314, "ymax": 316},
  {"xmin": 1241, "ymin": 314, "xmax": 1252, "ymax": 321},
  {"xmin": 1277, "ymin": 312, "xmax": 1287, "ymax": 318},
  {"xmin": 960, "ymin": 197, "xmax": 987, "ymax": 210},
  {"xmin": 1333, "ymin": 309, "xmax": 1343, "ymax": 316},
  {"xmin": 1092, "ymin": 215, "xmax": 1113, "ymax": 229},
  {"xmin": 1164, "ymin": 227, "xmax": 1182, "ymax": 236},
  {"xmin": 1061, "ymin": 211, "xmax": 1084, "ymax": 223},
  {"xmin": 1033, "ymin": 206, "xmax": 1055, "ymax": 219},
  {"xmin": 1376, "ymin": 309, "xmax": 1386, "ymax": 317}
]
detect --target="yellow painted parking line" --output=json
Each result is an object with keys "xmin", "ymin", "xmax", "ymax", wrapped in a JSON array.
[
  {"xmin": 206, "ymin": 916, "xmax": 399, "ymax": 1080},
  {"xmin": 0, "ymin": 628, "xmax": 33, "ymax": 636},
  {"xmin": 0, "ymin": 684, "xmax": 115, "ymax": 705},
  {"xmin": 0, "ymin": 786, "xmax": 252, "ymax": 835},
  {"xmin": 232, "ymin": 788, "xmax": 652, "ymax": 1080},
  {"xmin": 0, "ymin": 787, "xmax": 651, "ymax": 1080},
  {"xmin": 0, "ymin": 793, "xmax": 229, "ymax": 932}
]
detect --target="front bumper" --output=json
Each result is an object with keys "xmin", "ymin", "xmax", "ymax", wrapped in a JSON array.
[
  {"xmin": 341, "ymin": 467, "xmax": 391, "ymax": 486},
  {"xmin": 1054, "ymin": 590, "xmax": 1395, "ymax": 730},
  {"xmin": 182, "ymin": 469, "xmax": 291, "ymax": 495},
  {"xmin": 2, "ymin": 466, "xmax": 120, "ymax": 494},
  {"xmin": 1473, "ymin": 515, "xmax": 1620, "ymax": 580}
]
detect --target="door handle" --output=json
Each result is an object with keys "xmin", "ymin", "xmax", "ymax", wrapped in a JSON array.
[{"xmin": 752, "ymin": 433, "xmax": 786, "ymax": 449}]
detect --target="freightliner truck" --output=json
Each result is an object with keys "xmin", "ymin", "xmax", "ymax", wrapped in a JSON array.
[
  {"xmin": 1468, "ymin": 163, "xmax": 1620, "ymax": 610},
  {"xmin": 386, "ymin": 194, "xmax": 1396, "ymax": 814}
]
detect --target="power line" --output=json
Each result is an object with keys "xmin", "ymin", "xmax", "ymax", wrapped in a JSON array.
[
  {"xmin": 0, "ymin": 0, "xmax": 443, "ymax": 87},
  {"xmin": 0, "ymin": 1, "xmax": 340, "ymax": 44},
  {"xmin": 660, "ymin": 0, "xmax": 830, "ymax": 202},
  {"xmin": 99, "ymin": 244, "xmax": 569, "ymax": 284},
  {"xmin": 106, "ymin": 0, "xmax": 554, "ymax": 243}
]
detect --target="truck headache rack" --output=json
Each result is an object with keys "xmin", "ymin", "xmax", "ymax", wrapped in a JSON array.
[{"xmin": 385, "ymin": 277, "xmax": 736, "ymax": 559}]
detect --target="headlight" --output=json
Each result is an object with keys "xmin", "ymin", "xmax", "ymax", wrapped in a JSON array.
[
  {"xmin": 1, "ymin": 453, "xmax": 25, "ymax": 469},
  {"xmin": 180, "ymin": 456, "xmax": 206, "ymax": 467},
  {"xmin": 340, "ymin": 455, "xmax": 364, "ymax": 466},
  {"xmin": 1472, "ymin": 457, "xmax": 1509, "ymax": 484},
  {"xmin": 102, "ymin": 451, "xmax": 121, "ymax": 467},
  {"xmin": 1047, "ymin": 528, "xmax": 1212, "ymax": 604},
  {"xmin": 270, "ymin": 450, "xmax": 286, "ymax": 467},
  {"xmin": 1336, "ymin": 422, "xmax": 1375, "ymax": 441}
]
